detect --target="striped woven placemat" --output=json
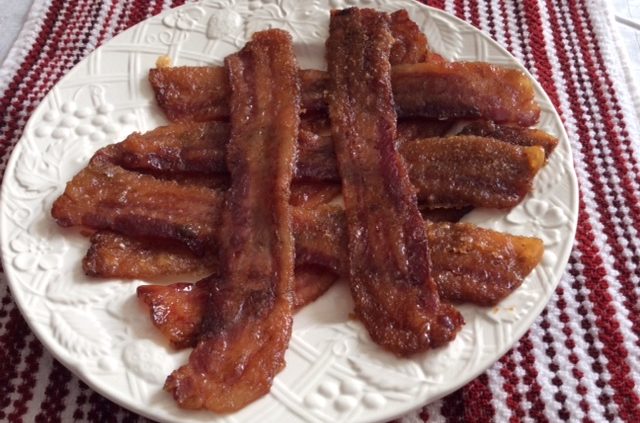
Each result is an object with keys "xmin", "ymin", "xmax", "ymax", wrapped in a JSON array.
[{"xmin": 1, "ymin": 0, "xmax": 639, "ymax": 421}]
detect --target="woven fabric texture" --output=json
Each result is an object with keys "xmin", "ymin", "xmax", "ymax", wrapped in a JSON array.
[{"xmin": 1, "ymin": 0, "xmax": 639, "ymax": 421}]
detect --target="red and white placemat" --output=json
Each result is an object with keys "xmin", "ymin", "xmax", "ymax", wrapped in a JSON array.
[{"xmin": 1, "ymin": 0, "xmax": 639, "ymax": 422}]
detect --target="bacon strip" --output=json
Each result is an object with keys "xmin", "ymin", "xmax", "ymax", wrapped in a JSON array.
[
  {"xmin": 460, "ymin": 120, "xmax": 558, "ymax": 157},
  {"xmin": 136, "ymin": 214, "xmax": 543, "ymax": 349},
  {"xmin": 149, "ymin": 62, "xmax": 539, "ymax": 124},
  {"xmin": 326, "ymin": 8, "xmax": 463, "ymax": 355},
  {"xmin": 86, "ymin": 206, "xmax": 544, "ymax": 308},
  {"xmin": 406, "ymin": 136, "xmax": 545, "ymax": 208},
  {"xmin": 51, "ymin": 155, "xmax": 223, "ymax": 255},
  {"xmin": 389, "ymin": 9, "xmax": 429, "ymax": 64},
  {"xmin": 83, "ymin": 125, "xmax": 545, "ymax": 212},
  {"xmin": 164, "ymin": 30, "xmax": 300, "ymax": 412},
  {"xmin": 137, "ymin": 265, "xmax": 338, "ymax": 349}
]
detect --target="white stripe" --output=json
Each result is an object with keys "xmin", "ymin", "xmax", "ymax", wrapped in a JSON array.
[
  {"xmin": 423, "ymin": 399, "xmax": 446, "ymax": 423},
  {"xmin": 488, "ymin": 0, "xmax": 509, "ymax": 50},
  {"xmin": 20, "ymin": 350, "xmax": 54, "ymax": 422},
  {"xmin": 485, "ymin": 361, "xmax": 513, "ymax": 421},
  {"xmin": 527, "ymin": 316, "xmax": 565, "ymax": 420},
  {"xmin": 443, "ymin": 0, "xmax": 456, "ymax": 18},
  {"xmin": 501, "ymin": 0, "xmax": 525, "ymax": 64}
]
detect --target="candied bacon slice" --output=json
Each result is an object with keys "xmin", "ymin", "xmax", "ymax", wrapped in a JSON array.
[
  {"xmin": 95, "ymin": 118, "xmax": 451, "ymax": 182},
  {"xmin": 149, "ymin": 62, "xmax": 539, "ymax": 124},
  {"xmin": 95, "ymin": 120, "xmax": 230, "ymax": 174},
  {"xmin": 98, "ymin": 211, "xmax": 543, "ymax": 306},
  {"xmin": 389, "ymin": 9, "xmax": 428, "ymax": 64},
  {"xmin": 460, "ymin": 120, "xmax": 559, "ymax": 157},
  {"xmin": 83, "ymin": 231, "xmax": 218, "ymax": 278},
  {"xmin": 148, "ymin": 66, "xmax": 230, "ymax": 122},
  {"xmin": 391, "ymin": 62, "xmax": 540, "ymax": 126},
  {"xmin": 51, "ymin": 156, "xmax": 222, "ymax": 255},
  {"xmin": 405, "ymin": 136, "xmax": 545, "ymax": 208},
  {"xmin": 56, "ymin": 135, "xmax": 544, "ymax": 270},
  {"xmin": 89, "ymin": 120, "xmax": 543, "ymax": 209},
  {"xmin": 326, "ymin": 8, "xmax": 462, "ymax": 355},
  {"xmin": 137, "ymin": 265, "xmax": 337, "ymax": 349},
  {"xmin": 136, "ymin": 212, "xmax": 543, "ymax": 349},
  {"xmin": 164, "ymin": 29, "xmax": 301, "ymax": 412}
]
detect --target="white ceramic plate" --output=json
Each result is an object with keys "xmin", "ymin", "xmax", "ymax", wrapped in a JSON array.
[{"xmin": 0, "ymin": 1, "xmax": 578, "ymax": 422}]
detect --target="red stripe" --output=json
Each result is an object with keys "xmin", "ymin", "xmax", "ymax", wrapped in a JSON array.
[
  {"xmin": 482, "ymin": 0, "xmax": 499, "ymax": 41},
  {"xmin": 453, "ymin": 0, "xmax": 465, "ymax": 20},
  {"xmin": 419, "ymin": 405, "xmax": 431, "ymax": 421},
  {"xmin": 34, "ymin": 361, "xmax": 73, "ymax": 421},
  {"xmin": 426, "ymin": 0, "xmax": 446, "ymax": 10},
  {"xmin": 570, "ymin": 0, "xmax": 640, "ymax": 233},
  {"xmin": 462, "ymin": 373, "xmax": 495, "ymax": 423},
  {"xmin": 152, "ymin": 0, "xmax": 165, "ymax": 16},
  {"xmin": 7, "ymin": 336, "xmax": 43, "ymax": 421},
  {"xmin": 537, "ymin": 1, "xmax": 640, "ymax": 419},
  {"xmin": 566, "ymin": 255, "xmax": 614, "ymax": 419},
  {"xmin": 511, "ymin": 1, "xmax": 534, "ymax": 71},
  {"xmin": 538, "ymin": 309, "xmax": 571, "ymax": 420},
  {"xmin": 441, "ymin": 388, "xmax": 466, "ymax": 422},
  {"xmin": 574, "ymin": 202, "xmax": 640, "ymax": 420},
  {"xmin": 497, "ymin": 349, "xmax": 527, "ymax": 422},
  {"xmin": 0, "ymin": 307, "xmax": 33, "ymax": 420},
  {"xmin": 515, "ymin": 333, "xmax": 549, "ymax": 422},
  {"xmin": 124, "ymin": 0, "xmax": 151, "ymax": 30},
  {"xmin": 496, "ymin": 0, "xmax": 516, "ymax": 57},
  {"xmin": 466, "ymin": 0, "xmax": 481, "ymax": 28},
  {"xmin": 95, "ymin": 1, "xmax": 120, "ymax": 46},
  {"xmin": 517, "ymin": 3, "xmax": 601, "ymax": 417}
]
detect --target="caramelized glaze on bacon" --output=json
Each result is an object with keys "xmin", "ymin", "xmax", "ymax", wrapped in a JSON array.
[
  {"xmin": 405, "ymin": 136, "xmax": 545, "ymax": 208},
  {"xmin": 391, "ymin": 62, "xmax": 540, "ymax": 126},
  {"xmin": 326, "ymin": 8, "xmax": 462, "ymax": 355},
  {"xmin": 83, "ymin": 231, "xmax": 218, "ymax": 278},
  {"xmin": 95, "ymin": 120, "xmax": 230, "ymax": 174},
  {"xmin": 87, "ymin": 204, "xmax": 543, "ymax": 308},
  {"xmin": 87, "ymin": 120, "xmax": 543, "ymax": 209},
  {"xmin": 389, "ymin": 9, "xmax": 428, "ymax": 64},
  {"xmin": 137, "ymin": 265, "xmax": 337, "ymax": 349},
  {"xmin": 148, "ymin": 66, "xmax": 230, "ymax": 122},
  {"xmin": 149, "ymin": 62, "xmax": 539, "ymax": 124},
  {"xmin": 136, "ymin": 208, "xmax": 542, "ymax": 348},
  {"xmin": 164, "ymin": 29, "xmax": 300, "ymax": 412},
  {"xmin": 51, "ymin": 156, "xmax": 222, "ymax": 255},
  {"xmin": 460, "ymin": 120, "xmax": 559, "ymax": 157}
]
